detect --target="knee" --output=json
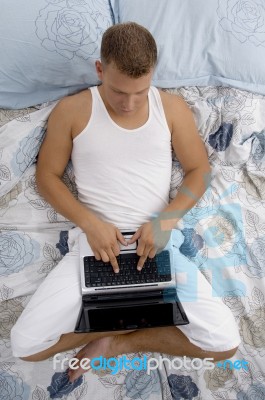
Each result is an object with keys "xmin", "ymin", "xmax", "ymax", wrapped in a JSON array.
[
  {"xmin": 10, "ymin": 326, "xmax": 43, "ymax": 361},
  {"xmin": 19, "ymin": 354, "xmax": 47, "ymax": 362},
  {"xmin": 218, "ymin": 346, "xmax": 239, "ymax": 360},
  {"xmin": 19, "ymin": 355, "xmax": 34, "ymax": 362},
  {"xmin": 11, "ymin": 329, "xmax": 52, "ymax": 362},
  {"xmin": 205, "ymin": 345, "xmax": 239, "ymax": 362}
]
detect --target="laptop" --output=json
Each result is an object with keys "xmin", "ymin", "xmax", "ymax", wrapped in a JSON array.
[{"xmin": 75, "ymin": 231, "xmax": 189, "ymax": 332}]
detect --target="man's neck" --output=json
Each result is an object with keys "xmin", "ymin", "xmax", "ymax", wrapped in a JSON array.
[{"xmin": 97, "ymin": 86, "xmax": 150, "ymax": 130}]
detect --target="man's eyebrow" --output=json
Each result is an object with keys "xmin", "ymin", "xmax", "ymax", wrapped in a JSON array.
[{"xmin": 110, "ymin": 86, "xmax": 149, "ymax": 94}]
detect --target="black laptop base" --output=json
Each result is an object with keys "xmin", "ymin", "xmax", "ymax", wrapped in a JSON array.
[{"xmin": 75, "ymin": 288, "xmax": 189, "ymax": 333}]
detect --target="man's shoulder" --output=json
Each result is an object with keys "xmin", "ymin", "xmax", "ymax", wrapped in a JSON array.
[
  {"xmin": 49, "ymin": 89, "xmax": 92, "ymax": 127},
  {"xmin": 155, "ymin": 89, "xmax": 189, "ymax": 126},
  {"xmin": 58, "ymin": 89, "xmax": 92, "ymax": 111},
  {"xmin": 157, "ymin": 88, "xmax": 186, "ymax": 108}
]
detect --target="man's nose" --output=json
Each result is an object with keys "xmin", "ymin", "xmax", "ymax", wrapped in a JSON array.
[{"xmin": 123, "ymin": 95, "xmax": 135, "ymax": 110}]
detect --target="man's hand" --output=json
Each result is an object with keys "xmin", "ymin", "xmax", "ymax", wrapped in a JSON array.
[
  {"xmin": 84, "ymin": 217, "xmax": 127, "ymax": 273},
  {"xmin": 127, "ymin": 219, "xmax": 171, "ymax": 270}
]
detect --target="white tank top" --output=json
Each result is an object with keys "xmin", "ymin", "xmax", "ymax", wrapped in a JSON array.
[{"xmin": 71, "ymin": 86, "xmax": 172, "ymax": 231}]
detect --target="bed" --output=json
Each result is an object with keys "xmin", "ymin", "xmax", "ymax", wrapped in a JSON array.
[{"xmin": 1, "ymin": 0, "xmax": 265, "ymax": 399}]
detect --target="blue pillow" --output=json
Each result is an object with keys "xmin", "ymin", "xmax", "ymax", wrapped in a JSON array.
[
  {"xmin": 110, "ymin": 0, "xmax": 265, "ymax": 94},
  {"xmin": 0, "ymin": 0, "xmax": 114, "ymax": 109}
]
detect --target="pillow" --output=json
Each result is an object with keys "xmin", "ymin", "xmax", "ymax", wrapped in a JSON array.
[
  {"xmin": 110, "ymin": 0, "xmax": 265, "ymax": 95},
  {"xmin": 0, "ymin": 0, "xmax": 114, "ymax": 109}
]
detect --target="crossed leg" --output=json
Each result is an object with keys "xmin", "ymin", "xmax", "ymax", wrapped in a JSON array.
[
  {"xmin": 20, "ymin": 326, "xmax": 238, "ymax": 382},
  {"xmin": 11, "ymin": 229, "xmax": 240, "ymax": 382}
]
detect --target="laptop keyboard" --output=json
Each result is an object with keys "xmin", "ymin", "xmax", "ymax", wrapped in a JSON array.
[{"xmin": 84, "ymin": 250, "xmax": 172, "ymax": 287}]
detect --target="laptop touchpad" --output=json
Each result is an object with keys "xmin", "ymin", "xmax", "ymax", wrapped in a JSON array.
[{"xmin": 120, "ymin": 233, "xmax": 137, "ymax": 252}]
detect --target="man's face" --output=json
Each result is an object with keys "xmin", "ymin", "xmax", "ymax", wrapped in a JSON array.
[{"xmin": 95, "ymin": 60, "xmax": 153, "ymax": 117}]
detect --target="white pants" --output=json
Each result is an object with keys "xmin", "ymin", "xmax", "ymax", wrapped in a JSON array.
[{"xmin": 11, "ymin": 228, "xmax": 241, "ymax": 357}]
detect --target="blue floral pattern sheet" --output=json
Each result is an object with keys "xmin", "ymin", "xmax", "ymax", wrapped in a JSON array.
[
  {"xmin": 0, "ymin": 103, "xmax": 57, "ymax": 197},
  {"xmin": 1, "ymin": 86, "xmax": 265, "ymax": 399}
]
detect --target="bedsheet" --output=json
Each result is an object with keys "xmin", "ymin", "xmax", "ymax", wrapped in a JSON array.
[{"xmin": 1, "ymin": 86, "xmax": 265, "ymax": 399}]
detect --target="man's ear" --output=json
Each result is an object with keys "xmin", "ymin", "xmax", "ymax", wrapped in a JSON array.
[{"xmin": 95, "ymin": 60, "xmax": 103, "ymax": 81}]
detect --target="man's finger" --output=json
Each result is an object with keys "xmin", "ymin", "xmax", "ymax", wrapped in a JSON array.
[
  {"xmin": 93, "ymin": 250, "xmax": 101, "ymax": 260},
  {"xmin": 148, "ymin": 248, "xmax": 157, "ymax": 259},
  {"xmin": 137, "ymin": 254, "xmax": 148, "ymax": 271},
  {"xmin": 127, "ymin": 229, "xmax": 141, "ymax": 244},
  {"xmin": 99, "ymin": 249, "xmax": 119, "ymax": 273},
  {"xmin": 136, "ymin": 241, "xmax": 145, "ymax": 258},
  {"xmin": 107, "ymin": 250, "xmax": 120, "ymax": 273},
  {"xmin": 156, "ymin": 246, "xmax": 164, "ymax": 255},
  {"xmin": 100, "ymin": 250, "xmax": 109, "ymax": 263},
  {"xmin": 116, "ymin": 230, "xmax": 128, "ymax": 246},
  {"xmin": 112, "ymin": 242, "xmax": 120, "ymax": 257}
]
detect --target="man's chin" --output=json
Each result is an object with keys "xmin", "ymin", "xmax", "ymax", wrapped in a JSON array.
[{"xmin": 119, "ymin": 109, "xmax": 135, "ymax": 115}]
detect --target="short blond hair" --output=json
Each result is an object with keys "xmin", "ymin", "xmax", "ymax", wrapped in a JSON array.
[{"xmin": 101, "ymin": 22, "xmax": 157, "ymax": 78}]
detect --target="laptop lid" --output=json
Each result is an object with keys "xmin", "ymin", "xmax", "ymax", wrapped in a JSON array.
[{"xmin": 75, "ymin": 288, "xmax": 189, "ymax": 332}]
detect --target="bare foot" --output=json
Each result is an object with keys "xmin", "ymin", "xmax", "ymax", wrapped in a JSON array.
[{"xmin": 68, "ymin": 336, "xmax": 119, "ymax": 383}]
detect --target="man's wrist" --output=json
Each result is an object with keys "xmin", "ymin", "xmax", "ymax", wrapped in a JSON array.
[
  {"xmin": 77, "ymin": 208, "xmax": 99, "ymax": 232},
  {"xmin": 153, "ymin": 209, "xmax": 183, "ymax": 232},
  {"xmin": 160, "ymin": 217, "xmax": 180, "ymax": 231}
]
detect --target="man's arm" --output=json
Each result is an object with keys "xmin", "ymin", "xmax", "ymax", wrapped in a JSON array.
[
  {"xmin": 36, "ymin": 96, "xmax": 94, "ymax": 230},
  {"xmin": 159, "ymin": 92, "xmax": 211, "ymax": 230},
  {"xmin": 129, "ymin": 92, "xmax": 211, "ymax": 269},
  {"xmin": 36, "ymin": 94, "xmax": 126, "ymax": 272}
]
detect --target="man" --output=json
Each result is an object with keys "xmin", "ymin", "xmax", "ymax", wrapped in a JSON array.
[{"xmin": 11, "ymin": 22, "xmax": 240, "ymax": 382}]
